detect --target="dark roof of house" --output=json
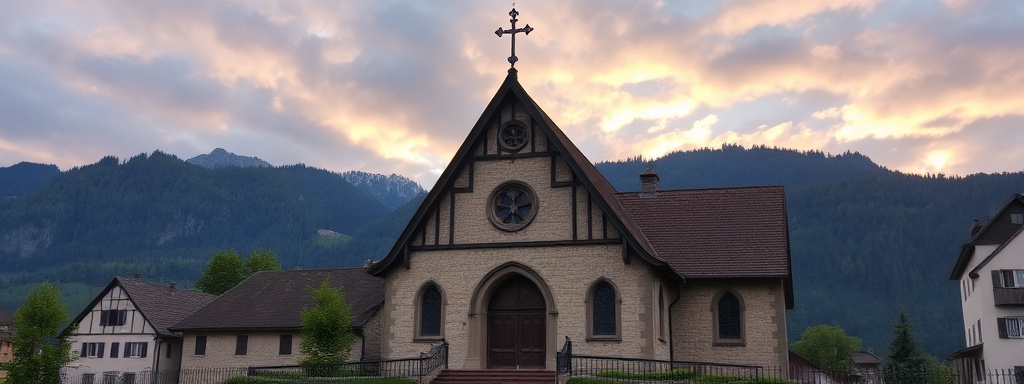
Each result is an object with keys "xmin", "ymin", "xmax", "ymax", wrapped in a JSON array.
[
  {"xmin": 950, "ymin": 194, "xmax": 1024, "ymax": 280},
  {"xmin": 172, "ymin": 268, "xmax": 384, "ymax": 332},
  {"xmin": 66, "ymin": 277, "xmax": 216, "ymax": 338},
  {"xmin": 850, "ymin": 351, "xmax": 883, "ymax": 365},
  {"xmin": 0, "ymin": 306, "xmax": 12, "ymax": 324}
]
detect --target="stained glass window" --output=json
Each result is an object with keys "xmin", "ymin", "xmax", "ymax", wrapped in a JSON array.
[
  {"xmin": 420, "ymin": 284, "xmax": 442, "ymax": 336},
  {"xmin": 593, "ymin": 282, "xmax": 616, "ymax": 336},
  {"xmin": 718, "ymin": 292, "xmax": 741, "ymax": 340}
]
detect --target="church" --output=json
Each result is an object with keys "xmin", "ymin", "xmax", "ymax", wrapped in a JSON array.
[{"xmin": 366, "ymin": 9, "xmax": 794, "ymax": 372}]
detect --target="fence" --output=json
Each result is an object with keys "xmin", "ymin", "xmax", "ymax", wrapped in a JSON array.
[{"xmin": 59, "ymin": 341, "xmax": 448, "ymax": 384}]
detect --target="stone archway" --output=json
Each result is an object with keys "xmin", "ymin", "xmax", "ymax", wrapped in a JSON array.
[{"xmin": 465, "ymin": 262, "xmax": 558, "ymax": 370}]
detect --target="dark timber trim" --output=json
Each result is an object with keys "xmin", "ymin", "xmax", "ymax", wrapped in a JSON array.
[
  {"xmin": 411, "ymin": 238, "xmax": 621, "ymax": 251},
  {"xmin": 587, "ymin": 192, "xmax": 593, "ymax": 240},
  {"xmin": 572, "ymin": 180, "xmax": 578, "ymax": 240},
  {"xmin": 448, "ymin": 191, "xmax": 455, "ymax": 245},
  {"xmin": 434, "ymin": 204, "xmax": 440, "ymax": 246},
  {"xmin": 622, "ymin": 238, "xmax": 630, "ymax": 264}
]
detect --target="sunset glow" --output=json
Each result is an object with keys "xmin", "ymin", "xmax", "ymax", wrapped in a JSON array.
[{"xmin": 1, "ymin": 1, "xmax": 1022, "ymax": 184}]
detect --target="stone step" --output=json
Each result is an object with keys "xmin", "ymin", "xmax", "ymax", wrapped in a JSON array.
[{"xmin": 432, "ymin": 369, "xmax": 558, "ymax": 384}]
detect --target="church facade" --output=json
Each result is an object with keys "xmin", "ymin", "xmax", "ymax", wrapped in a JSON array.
[{"xmin": 368, "ymin": 68, "xmax": 793, "ymax": 370}]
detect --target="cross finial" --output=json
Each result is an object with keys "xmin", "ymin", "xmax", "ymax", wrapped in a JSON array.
[{"xmin": 495, "ymin": 7, "xmax": 534, "ymax": 68}]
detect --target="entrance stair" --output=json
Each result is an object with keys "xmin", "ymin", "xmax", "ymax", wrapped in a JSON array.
[{"xmin": 431, "ymin": 369, "xmax": 558, "ymax": 384}]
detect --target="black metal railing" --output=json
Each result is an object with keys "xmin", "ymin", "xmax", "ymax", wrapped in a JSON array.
[
  {"xmin": 556, "ymin": 336, "xmax": 572, "ymax": 375},
  {"xmin": 564, "ymin": 354, "xmax": 765, "ymax": 382},
  {"xmin": 249, "ymin": 340, "xmax": 449, "ymax": 384}
]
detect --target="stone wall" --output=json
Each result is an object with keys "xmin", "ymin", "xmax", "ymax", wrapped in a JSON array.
[{"xmin": 671, "ymin": 279, "xmax": 789, "ymax": 367}]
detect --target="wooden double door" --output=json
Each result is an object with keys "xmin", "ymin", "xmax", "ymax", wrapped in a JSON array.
[{"xmin": 487, "ymin": 275, "xmax": 546, "ymax": 369}]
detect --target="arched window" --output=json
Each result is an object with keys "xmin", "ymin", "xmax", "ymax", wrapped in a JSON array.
[
  {"xmin": 587, "ymin": 280, "xmax": 620, "ymax": 340},
  {"xmin": 713, "ymin": 290, "xmax": 745, "ymax": 345},
  {"xmin": 658, "ymin": 288, "xmax": 667, "ymax": 341},
  {"xmin": 416, "ymin": 283, "xmax": 444, "ymax": 340}
]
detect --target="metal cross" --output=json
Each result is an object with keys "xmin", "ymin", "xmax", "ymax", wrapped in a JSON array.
[{"xmin": 495, "ymin": 8, "xmax": 534, "ymax": 67}]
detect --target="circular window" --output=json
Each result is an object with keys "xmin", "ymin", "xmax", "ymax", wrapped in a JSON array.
[
  {"xmin": 488, "ymin": 182, "xmax": 538, "ymax": 231},
  {"xmin": 499, "ymin": 122, "xmax": 529, "ymax": 152}
]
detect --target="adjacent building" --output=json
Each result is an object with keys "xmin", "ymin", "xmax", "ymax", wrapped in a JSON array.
[
  {"xmin": 63, "ymin": 276, "xmax": 216, "ymax": 383},
  {"xmin": 949, "ymin": 194, "xmax": 1024, "ymax": 378},
  {"xmin": 0, "ymin": 307, "xmax": 13, "ymax": 379},
  {"xmin": 171, "ymin": 268, "xmax": 384, "ymax": 369}
]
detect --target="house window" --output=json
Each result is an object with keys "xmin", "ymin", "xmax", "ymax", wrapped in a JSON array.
[
  {"xmin": 587, "ymin": 279, "xmax": 620, "ymax": 340},
  {"xmin": 166, "ymin": 343, "xmax": 173, "ymax": 358},
  {"xmin": 124, "ymin": 342, "xmax": 148, "ymax": 358},
  {"xmin": 110, "ymin": 342, "xmax": 119, "ymax": 358},
  {"xmin": 712, "ymin": 290, "xmax": 745, "ymax": 345},
  {"xmin": 1001, "ymin": 270, "xmax": 1024, "ymax": 288},
  {"xmin": 195, "ymin": 336, "xmax": 207, "ymax": 356},
  {"xmin": 235, "ymin": 335, "xmax": 249, "ymax": 355},
  {"xmin": 657, "ymin": 288, "xmax": 667, "ymax": 341},
  {"xmin": 415, "ymin": 283, "xmax": 444, "ymax": 340},
  {"xmin": 999, "ymin": 317, "xmax": 1024, "ymax": 339},
  {"xmin": 99, "ymin": 309, "xmax": 127, "ymax": 326},
  {"xmin": 280, "ymin": 335, "xmax": 293, "ymax": 355},
  {"xmin": 80, "ymin": 342, "xmax": 105, "ymax": 358},
  {"xmin": 1011, "ymin": 213, "xmax": 1023, "ymax": 224}
]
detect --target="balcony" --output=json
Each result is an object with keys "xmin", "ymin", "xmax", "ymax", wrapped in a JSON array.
[{"xmin": 994, "ymin": 287, "xmax": 1024, "ymax": 306}]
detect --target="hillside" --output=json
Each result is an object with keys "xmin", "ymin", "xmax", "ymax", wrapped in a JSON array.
[
  {"xmin": 0, "ymin": 151, "xmax": 411, "ymax": 312},
  {"xmin": 0, "ymin": 162, "xmax": 60, "ymax": 198},
  {"xmin": 596, "ymin": 145, "xmax": 1024, "ymax": 358}
]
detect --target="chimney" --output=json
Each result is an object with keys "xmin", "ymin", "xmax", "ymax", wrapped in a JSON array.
[
  {"xmin": 168, "ymin": 283, "xmax": 176, "ymax": 291},
  {"xmin": 640, "ymin": 168, "xmax": 659, "ymax": 194},
  {"xmin": 970, "ymin": 218, "xmax": 982, "ymax": 237},
  {"xmin": 133, "ymin": 273, "xmax": 141, "ymax": 279}
]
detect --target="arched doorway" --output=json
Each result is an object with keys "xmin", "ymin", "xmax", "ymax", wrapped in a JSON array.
[{"xmin": 487, "ymin": 275, "xmax": 546, "ymax": 369}]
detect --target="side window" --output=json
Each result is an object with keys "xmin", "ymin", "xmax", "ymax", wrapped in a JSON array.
[
  {"xmin": 235, "ymin": 335, "xmax": 248, "ymax": 355},
  {"xmin": 713, "ymin": 290, "xmax": 745, "ymax": 345},
  {"xmin": 279, "ymin": 335, "xmax": 293, "ymax": 355},
  {"xmin": 416, "ymin": 283, "xmax": 444, "ymax": 339},
  {"xmin": 587, "ymin": 279, "xmax": 621, "ymax": 340},
  {"xmin": 194, "ymin": 336, "xmax": 207, "ymax": 356}
]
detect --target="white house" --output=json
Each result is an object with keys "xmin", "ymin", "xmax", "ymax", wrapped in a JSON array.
[
  {"xmin": 948, "ymin": 194, "xmax": 1024, "ymax": 380},
  {"xmin": 63, "ymin": 276, "xmax": 216, "ymax": 384}
]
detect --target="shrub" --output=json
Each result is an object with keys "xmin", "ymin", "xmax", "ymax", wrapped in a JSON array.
[{"xmin": 596, "ymin": 368, "xmax": 696, "ymax": 380}]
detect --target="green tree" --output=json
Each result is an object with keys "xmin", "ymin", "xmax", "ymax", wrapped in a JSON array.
[
  {"xmin": 884, "ymin": 309, "xmax": 929, "ymax": 383},
  {"xmin": 791, "ymin": 324, "xmax": 862, "ymax": 373},
  {"xmin": 300, "ymin": 280, "xmax": 356, "ymax": 366},
  {"xmin": 195, "ymin": 250, "xmax": 246, "ymax": 295},
  {"xmin": 246, "ymin": 249, "xmax": 282, "ymax": 274},
  {"xmin": 6, "ymin": 282, "xmax": 74, "ymax": 384}
]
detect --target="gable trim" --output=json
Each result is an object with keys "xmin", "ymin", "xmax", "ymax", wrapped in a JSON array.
[
  {"xmin": 63, "ymin": 277, "xmax": 161, "ymax": 338},
  {"xmin": 950, "ymin": 194, "xmax": 1024, "ymax": 279},
  {"xmin": 369, "ymin": 68, "xmax": 678, "ymax": 282}
]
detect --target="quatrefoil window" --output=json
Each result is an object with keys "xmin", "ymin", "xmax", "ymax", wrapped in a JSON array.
[
  {"xmin": 488, "ymin": 182, "xmax": 538, "ymax": 231},
  {"xmin": 499, "ymin": 122, "xmax": 529, "ymax": 152}
]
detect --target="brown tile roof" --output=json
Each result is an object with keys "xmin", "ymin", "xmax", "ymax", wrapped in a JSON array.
[
  {"xmin": 117, "ymin": 277, "xmax": 217, "ymax": 338},
  {"xmin": 615, "ymin": 186, "xmax": 791, "ymax": 279},
  {"xmin": 172, "ymin": 268, "xmax": 383, "ymax": 332},
  {"xmin": 64, "ymin": 277, "xmax": 216, "ymax": 338}
]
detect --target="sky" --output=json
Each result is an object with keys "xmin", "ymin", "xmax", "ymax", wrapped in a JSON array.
[{"xmin": 1, "ymin": 0, "xmax": 1023, "ymax": 187}]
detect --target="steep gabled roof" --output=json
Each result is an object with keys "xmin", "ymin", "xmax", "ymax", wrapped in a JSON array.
[
  {"xmin": 369, "ymin": 69, "xmax": 670, "ymax": 277},
  {"xmin": 0, "ymin": 306, "xmax": 12, "ymax": 324},
  {"xmin": 171, "ymin": 268, "xmax": 384, "ymax": 332},
  {"xmin": 616, "ymin": 186, "xmax": 794, "ymax": 308},
  {"xmin": 66, "ymin": 277, "xmax": 216, "ymax": 338},
  {"xmin": 949, "ymin": 194, "xmax": 1024, "ymax": 280}
]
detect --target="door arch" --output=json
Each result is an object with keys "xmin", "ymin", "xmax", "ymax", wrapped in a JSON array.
[
  {"xmin": 487, "ymin": 275, "xmax": 545, "ymax": 368},
  {"xmin": 465, "ymin": 262, "xmax": 558, "ymax": 370}
]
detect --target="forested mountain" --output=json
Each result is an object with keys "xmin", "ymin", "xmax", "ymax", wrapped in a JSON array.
[
  {"xmin": 0, "ymin": 151, "xmax": 419, "ymax": 314},
  {"xmin": 2, "ymin": 145, "xmax": 1021, "ymax": 360},
  {"xmin": 596, "ymin": 144, "xmax": 1024, "ymax": 358},
  {"xmin": 0, "ymin": 162, "xmax": 60, "ymax": 198}
]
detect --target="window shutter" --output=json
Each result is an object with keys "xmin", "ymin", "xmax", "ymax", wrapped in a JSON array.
[
  {"xmin": 998, "ymin": 317, "xmax": 1008, "ymax": 339},
  {"xmin": 110, "ymin": 342, "xmax": 119, "ymax": 358},
  {"xmin": 140, "ymin": 342, "xmax": 147, "ymax": 358},
  {"xmin": 993, "ymin": 270, "xmax": 1003, "ymax": 289},
  {"xmin": 118, "ymin": 310, "xmax": 127, "ymax": 326},
  {"xmin": 80, "ymin": 343, "xmax": 87, "ymax": 357},
  {"xmin": 99, "ymin": 310, "xmax": 109, "ymax": 326},
  {"xmin": 98, "ymin": 342, "xmax": 105, "ymax": 358}
]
